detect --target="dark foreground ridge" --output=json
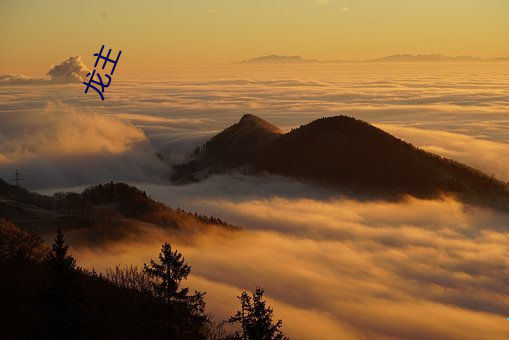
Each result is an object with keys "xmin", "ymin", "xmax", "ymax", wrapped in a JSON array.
[
  {"xmin": 173, "ymin": 114, "xmax": 509, "ymax": 210},
  {"xmin": 0, "ymin": 222, "xmax": 287, "ymax": 339},
  {"xmin": 0, "ymin": 183, "xmax": 287, "ymax": 339}
]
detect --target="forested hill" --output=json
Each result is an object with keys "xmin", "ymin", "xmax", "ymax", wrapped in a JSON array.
[
  {"xmin": 0, "ymin": 180, "xmax": 234, "ymax": 236},
  {"xmin": 173, "ymin": 114, "xmax": 509, "ymax": 210}
]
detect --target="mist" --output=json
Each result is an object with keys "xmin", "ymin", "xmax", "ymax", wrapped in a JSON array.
[
  {"xmin": 2, "ymin": 63, "xmax": 509, "ymax": 339},
  {"xmin": 2, "ymin": 63, "xmax": 508, "ymax": 189},
  {"xmin": 68, "ymin": 179, "xmax": 509, "ymax": 340},
  {"xmin": 0, "ymin": 101, "xmax": 169, "ymax": 188}
]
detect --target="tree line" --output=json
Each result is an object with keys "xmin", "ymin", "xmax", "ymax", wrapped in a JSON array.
[{"xmin": 0, "ymin": 223, "xmax": 288, "ymax": 340}]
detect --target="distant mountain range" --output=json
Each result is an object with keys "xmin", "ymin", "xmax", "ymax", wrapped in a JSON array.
[
  {"xmin": 173, "ymin": 114, "xmax": 509, "ymax": 210},
  {"xmin": 239, "ymin": 55, "xmax": 320, "ymax": 64},
  {"xmin": 371, "ymin": 54, "xmax": 482, "ymax": 62},
  {"xmin": 238, "ymin": 54, "xmax": 508, "ymax": 64}
]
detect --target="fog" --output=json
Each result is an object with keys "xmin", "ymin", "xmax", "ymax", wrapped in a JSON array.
[
  {"xmin": 69, "ymin": 181, "xmax": 509, "ymax": 339},
  {"xmin": 2, "ymin": 62, "xmax": 509, "ymax": 339},
  {"xmin": 1, "ymin": 63, "xmax": 508, "ymax": 188}
]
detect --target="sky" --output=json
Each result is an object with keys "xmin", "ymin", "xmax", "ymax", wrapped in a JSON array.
[{"xmin": 1, "ymin": 0, "xmax": 508, "ymax": 75}]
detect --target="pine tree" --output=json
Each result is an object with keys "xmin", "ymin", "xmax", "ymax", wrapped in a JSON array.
[
  {"xmin": 144, "ymin": 242, "xmax": 207, "ymax": 339},
  {"xmin": 229, "ymin": 288, "xmax": 288, "ymax": 340},
  {"xmin": 230, "ymin": 291, "xmax": 251, "ymax": 340},
  {"xmin": 45, "ymin": 228, "xmax": 76, "ymax": 275},
  {"xmin": 40, "ymin": 228, "xmax": 84, "ymax": 340}
]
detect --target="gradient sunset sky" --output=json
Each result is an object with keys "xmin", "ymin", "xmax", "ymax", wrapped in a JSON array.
[{"xmin": 1, "ymin": 0, "xmax": 508, "ymax": 74}]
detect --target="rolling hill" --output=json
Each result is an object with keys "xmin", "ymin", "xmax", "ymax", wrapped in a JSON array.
[
  {"xmin": 0, "ymin": 180, "xmax": 234, "ymax": 238},
  {"xmin": 173, "ymin": 114, "xmax": 509, "ymax": 210}
]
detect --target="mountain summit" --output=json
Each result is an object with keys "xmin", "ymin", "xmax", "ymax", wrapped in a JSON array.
[
  {"xmin": 202, "ymin": 113, "xmax": 282, "ymax": 166},
  {"xmin": 236, "ymin": 113, "xmax": 283, "ymax": 134},
  {"xmin": 240, "ymin": 55, "xmax": 319, "ymax": 64},
  {"xmin": 173, "ymin": 114, "xmax": 509, "ymax": 209},
  {"xmin": 172, "ymin": 114, "xmax": 282, "ymax": 179}
]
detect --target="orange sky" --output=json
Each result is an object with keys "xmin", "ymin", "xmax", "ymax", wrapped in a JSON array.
[{"xmin": 1, "ymin": 0, "xmax": 508, "ymax": 75}]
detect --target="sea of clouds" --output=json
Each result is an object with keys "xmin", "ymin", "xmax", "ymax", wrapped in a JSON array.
[
  {"xmin": 2, "ymin": 60, "xmax": 509, "ymax": 339},
  {"xmin": 72, "ymin": 176, "xmax": 509, "ymax": 339},
  {"xmin": 1, "ymin": 62, "xmax": 508, "ymax": 187}
]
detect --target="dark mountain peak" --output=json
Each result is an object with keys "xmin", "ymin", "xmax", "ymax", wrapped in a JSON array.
[
  {"xmin": 302, "ymin": 115, "xmax": 373, "ymax": 131},
  {"xmin": 286, "ymin": 115, "xmax": 395, "ymax": 144},
  {"xmin": 173, "ymin": 114, "xmax": 509, "ymax": 210},
  {"xmin": 257, "ymin": 116, "xmax": 509, "ymax": 205},
  {"xmin": 192, "ymin": 114, "xmax": 282, "ymax": 168},
  {"xmin": 240, "ymin": 113, "xmax": 258, "ymax": 121},
  {"xmin": 270, "ymin": 114, "xmax": 394, "ymax": 152},
  {"xmin": 237, "ymin": 114, "xmax": 283, "ymax": 134}
]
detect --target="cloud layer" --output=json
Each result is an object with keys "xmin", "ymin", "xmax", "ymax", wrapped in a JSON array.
[
  {"xmin": 69, "ymin": 176, "xmax": 509, "ymax": 340},
  {"xmin": 0, "ymin": 73, "xmax": 45, "ymax": 83},
  {"xmin": 2, "ymin": 63, "xmax": 508, "ymax": 338},
  {"xmin": 0, "ymin": 101, "xmax": 168, "ymax": 188},
  {"xmin": 2, "ymin": 63, "xmax": 508, "ymax": 188},
  {"xmin": 378, "ymin": 124, "xmax": 509, "ymax": 181}
]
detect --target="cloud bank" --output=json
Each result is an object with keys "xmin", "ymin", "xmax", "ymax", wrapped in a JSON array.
[
  {"xmin": 68, "ymin": 177, "xmax": 509, "ymax": 340},
  {"xmin": 0, "ymin": 101, "xmax": 168, "ymax": 188},
  {"xmin": 2, "ymin": 63, "xmax": 508, "ymax": 189},
  {"xmin": 0, "ymin": 73, "xmax": 44, "ymax": 83},
  {"xmin": 1, "ymin": 63, "xmax": 508, "ymax": 191},
  {"xmin": 378, "ymin": 124, "xmax": 509, "ymax": 182},
  {"xmin": 0, "ymin": 101, "xmax": 144, "ymax": 161},
  {"xmin": 1, "ymin": 62, "xmax": 506, "ymax": 339}
]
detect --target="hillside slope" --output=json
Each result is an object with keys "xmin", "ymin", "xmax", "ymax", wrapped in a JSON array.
[
  {"xmin": 174, "ymin": 114, "xmax": 509, "ymax": 209},
  {"xmin": 172, "ymin": 114, "xmax": 283, "ymax": 181},
  {"xmin": 0, "ymin": 180, "xmax": 234, "ymax": 237}
]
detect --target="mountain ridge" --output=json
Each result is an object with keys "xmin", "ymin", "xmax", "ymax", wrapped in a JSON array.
[
  {"xmin": 172, "ymin": 114, "xmax": 283, "ymax": 181},
  {"xmin": 173, "ymin": 114, "xmax": 509, "ymax": 210},
  {"xmin": 237, "ymin": 54, "xmax": 509, "ymax": 64},
  {"xmin": 239, "ymin": 54, "xmax": 320, "ymax": 64}
]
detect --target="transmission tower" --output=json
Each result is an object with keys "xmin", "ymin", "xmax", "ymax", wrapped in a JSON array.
[{"xmin": 11, "ymin": 170, "xmax": 23, "ymax": 187}]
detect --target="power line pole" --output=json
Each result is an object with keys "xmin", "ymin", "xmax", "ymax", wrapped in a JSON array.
[{"xmin": 11, "ymin": 170, "xmax": 23, "ymax": 187}]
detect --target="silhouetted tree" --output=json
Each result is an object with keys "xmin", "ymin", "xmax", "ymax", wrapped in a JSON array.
[
  {"xmin": 45, "ymin": 228, "xmax": 76, "ymax": 273},
  {"xmin": 144, "ymin": 242, "xmax": 208, "ymax": 339},
  {"xmin": 39, "ymin": 228, "xmax": 85, "ymax": 339},
  {"xmin": 229, "ymin": 288, "xmax": 287, "ymax": 340}
]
